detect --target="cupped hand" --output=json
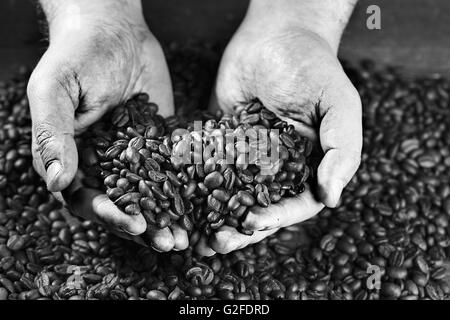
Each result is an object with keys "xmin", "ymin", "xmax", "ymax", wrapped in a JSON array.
[
  {"xmin": 198, "ymin": 6, "xmax": 362, "ymax": 255},
  {"xmin": 27, "ymin": 3, "xmax": 187, "ymax": 251}
]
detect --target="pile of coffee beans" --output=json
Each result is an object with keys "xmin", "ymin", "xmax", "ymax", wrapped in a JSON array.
[
  {"xmin": 79, "ymin": 95, "xmax": 311, "ymax": 239},
  {"xmin": 170, "ymin": 101, "xmax": 311, "ymax": 236},
  {"xmin": 0, "ymin": 44, "xmax": 449, "ymax": 300}
]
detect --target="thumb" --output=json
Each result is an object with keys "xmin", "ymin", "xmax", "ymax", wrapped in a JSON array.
[
  {"xmin": 317, "ymin": 74, "xmax": 362, "ymax": 207},
  {"xmin": 28, "ymin": 58, "xmax": 78, "ymax": 192}
]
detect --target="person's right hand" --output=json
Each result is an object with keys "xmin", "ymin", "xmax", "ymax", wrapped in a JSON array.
[{"xmin": 27, "ymin": 0, "xmax": 188, "ymax": 251}]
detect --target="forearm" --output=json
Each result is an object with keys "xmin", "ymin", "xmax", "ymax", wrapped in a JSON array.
[
  {"xmin": 246, "ymin": 0, "xmax": 358, "ymax": 52},
  {"xmin": 39, "ymin": 0, "xmax": 146, "ymax": 39}
]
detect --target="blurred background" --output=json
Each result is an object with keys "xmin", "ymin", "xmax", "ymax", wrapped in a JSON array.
[{"xmin": 0, "ymin": 0, "xmax": 449, "ymax": 80}]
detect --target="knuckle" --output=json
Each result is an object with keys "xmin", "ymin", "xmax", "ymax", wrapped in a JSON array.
[
  {"xmin": 34, "ymin": 122, "xmax": 56, "ymax": 147},
  {"xmin": 33, "ymin": 122, "xmax": 59, "ymax": 168}
]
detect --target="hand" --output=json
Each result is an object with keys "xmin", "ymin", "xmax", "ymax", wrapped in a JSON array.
[
  {"xmin": 28, "ymin": 0, "xmax": 187, "ymax": 251},
  {"xmin": 197, "ymin": 0, "xmax": 362, "ymax": 255}
]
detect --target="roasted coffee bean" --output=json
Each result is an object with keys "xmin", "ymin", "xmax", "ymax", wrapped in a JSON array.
[
  {"xmin": 140, "ymin": 197, "xmax": 156, "ymax": 211},
  {"xmin": 381, "ymin": 282, "xmax": 402, "ymax": 298},
  {"xmin": 116, "ymin": 178, "xmax": 130, "ymax": 190},
  {"xmin": 223, "ymin": 168, "xmax": 236, "ymax": 190},
  {"xmin": 104, "ymin": 174, "xmax": 119, "ymax": 188},
  {"xmin": 7, "ymin": 235, "xmax": 26, "ymax": 251},
  {"xmin": 126, "ymin": 172, "xmax": 142, "ymax": 183},
  {"xmin": 144, "ymin": 158, "xmax": 161, "ymax": 172},
  {"xmin": 148, "ymin": 170, "xmax": 167, "ymax": 183},
  {"xmin": 180, "ymin": 215, "xmax": 194, "ymax": 231},
  {"xmin": 151, "ymin": 186, "xmax": 168, "ymax": 201},
  {"xmin": 204, "ymin": 172, "xmax": 224, "ymax": 189},
  {"xmin": 207, "ymin": 195, "xmax": 223, "ymax": 212},
  {"xmin": 212, "ymin": 189, "xmax": 231, "ymax": 202},
  {"xmin": 156, "ymin": 213, "xmax": 171, "ymax": 229},
  {"xmin": 129, "ymin": 136, "xmax": 145, "ymax": 150},
  {"xmin": 166, "ymin": 171, "xmax": 182, "ymax": 187},
  {"xmin": 256, "ymin": 192, "xmax": 271, "ymax": 207},
  {"xmin": 163, "ymin": 180, "xmax": 175, "ymax": 198},
  {"xmin": 172, "ymin": 195, "xmax": 185, "ymax": 216},
  {"xmin": 237, "ymin": 191, "xmax": 255, "ymax": 206},
  {"xmin": 230, "ymin": 206, "xmax": 247, "ymax": 219},
  {"xmin": 387, "ymin": 267, "xmax": 408, "ymax": 280},
  {"xmin": 414, "ymin": 255, "xmax": 429, "ymax": 274},
  {"xmin": 228, "ymin": 195, "xmax": 241, "ymax": 211},
  {"xmin": 146, "ymin": 289, "xmax": 167, "ymax": 300},
  {"xmin": 124, "ymin": 204, "xmax": 141, "ymax": 216},
  {"xmin": 3, "ymin": 49, "xmax": 450, "ymax": 301}
]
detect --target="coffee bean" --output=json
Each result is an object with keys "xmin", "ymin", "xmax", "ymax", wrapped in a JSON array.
[
  {"xmin": 146, "ymin": 289, "xmax": 167, "ymax": 300},
  {"xmin": 256, "ymin": 192, "xmax": 271, "ymax": 207},
  {"xmin": 156, "ymin": 213, "xmax": 171, "ymax": 229},
  {"xmin": 223, "ymin": 168, "xmax": 236, "ymax": 190},
  {"xmin": 204, "ymin": 172, "xmax": 224, "ymax": 189},
  {"xmin": 144, "ymin": 158, "xmax": 160, "ymax": 172},
  {"xmin": 237, "ymin": 191, "xmax": 255, "ymax": 206},
  {"xmin": 414, "ymin": 255, "xmax": 429, "ymax": 274},
  {"xmin": 381, "ymin": 282, "xmax": 401, "ymax": 298},
  {"xmin": 180, "ymin": 215, "xmax": 193, "ymax": 231},
  {"xmin": 148, "ymin": 170, "xmax": 167, "ymax": 183},
  {"xmin": 387, "ymin": 267, "xmax": 408, "ymax": 280},
  {"xmin": 207, "ymin": 195, "xmax": 223, "ymax": 212},
  {"xmin": 124, "ymin": 204, "xmax": 141, "ymax": 216},
  {"xmin": 228, "ymin": 195, "xmax": 241, "ymax": 211},
  {"xmin": 3, "ymin": 46, "xmax": 450, "ymax": 301},
  {"xmin": 7, "ymin": 235, "xmax": 26, "ymax": 251},
  {"xmin": 172, "ymin": 194, "xmax": 185, "ymax": 216},
  {"xmin": 0, "ymin": 287, "xmax": 8, "ymax": 300}
]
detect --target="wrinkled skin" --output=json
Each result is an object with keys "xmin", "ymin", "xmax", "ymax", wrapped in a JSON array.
[
  {"xmin": 29, "ymin": 0, "xmax": 361, "ymax": 255},
  {"xmin": 197, "ymin": 18, "xmax": 362, "ymax": 256},
  {"xmin": 27, "ymin": 10, "xmax": 188, "ymax": 251}
]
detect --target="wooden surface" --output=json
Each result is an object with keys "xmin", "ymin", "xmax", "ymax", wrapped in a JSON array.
[{"xmin": 1, "ymin": 0, "xmax": 450, "ymax": 80}]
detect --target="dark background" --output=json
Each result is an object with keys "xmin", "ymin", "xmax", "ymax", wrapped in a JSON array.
[{"xmin": 1, "ymin": 0, "xmax": 449, "ymax": 80}]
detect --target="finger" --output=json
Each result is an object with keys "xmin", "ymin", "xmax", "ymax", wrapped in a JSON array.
[
  {"xmin": 143, "ymin": 225, "xmax": 175, "ymax": 252},
  {"xmin": 170, "ymin": 223, "xmax": 189, "ymax": 251},
  {"xmin": 140, "ymin": 41, "xmax": 174, "ymax": 117},
  {"xmin": 318, "ymin": 75, "xmax": 362, "ymax": 207},
  {"xmin": 210, "ymin": 226, "xmax": 278, "ymax": 254},
  {"xmin": 195, "ymin": 235, "xmax": 216, "ymax": 257},
  {"xmin": 62, "ymin": 183, "xmax": 147, "ymax": 236},
  {"xmin": 242, "ymin": 186, "xmax": 324, "ymax": 232},
  {"xmin": 27, "ymin": 56, "xmax": 79, "ymax": 192}
]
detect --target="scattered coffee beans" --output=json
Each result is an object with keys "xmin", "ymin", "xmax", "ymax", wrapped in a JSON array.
[{"xmin": 0, "ymin": 45, "xmax": 449, "ymax": 300}]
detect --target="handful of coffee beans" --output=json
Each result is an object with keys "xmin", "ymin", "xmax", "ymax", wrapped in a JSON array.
[{"xmin": 80, "ymin": 94, "xmax": 311, "ymax": 244}]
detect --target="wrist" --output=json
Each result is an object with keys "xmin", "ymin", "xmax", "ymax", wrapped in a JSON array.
[
  {"xmin": 40, "ymin": 0, "xmax": 147, "ymax": 41},
  {"xmin": 245, "ymin": 0, "xmax": 357, "ymax": 53}
]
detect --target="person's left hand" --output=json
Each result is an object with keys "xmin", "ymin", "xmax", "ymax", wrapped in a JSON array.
[{"xmin": 195, "ymin": 1, "xmax": 362, "ymax": 256}]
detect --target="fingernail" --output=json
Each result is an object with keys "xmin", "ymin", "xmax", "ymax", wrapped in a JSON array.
[{"xmin": 46, "ymin": 161, "xmax": 63, "ymax": 192}]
